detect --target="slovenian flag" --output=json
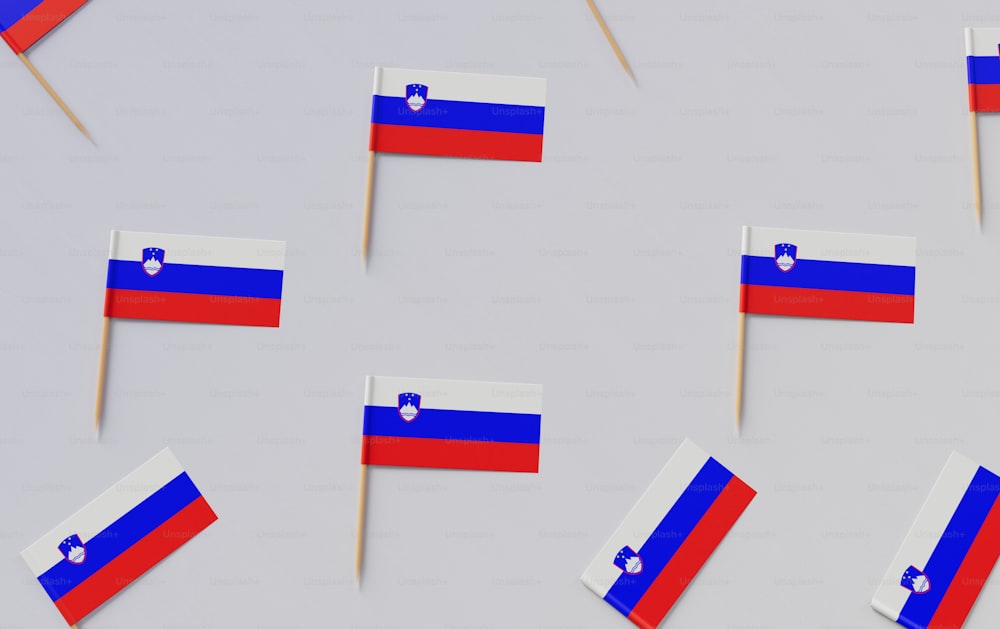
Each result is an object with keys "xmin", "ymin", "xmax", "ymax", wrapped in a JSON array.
[
  {"xmin": 105, "ymin": 230, "xmax": 286, "ymax": 327},
  {"xmin": 740, "ymin": 226, "xmax": 916, "ymax": 323},
  {"xmin": 21, "ymin": 448, "xmax": 217, "ymax": 626},
  {"xmin": 872, "ymin": 452, "xmax": 1000, "ymax": 629},
  {"xmin": 966, "ymin": 27, "xmax": 1000, "ymax": 112},
  {"xmin": 369, "ymin": 67, "xmax": 546, "ymax": 162},
  {"xmin": 0, "ymin": 0, "xmax": 87, "ymax": 54},
  {"xmin": 362, "ymin": 376, "xmax": 543, "ymax": 473},
  {"xmin": 581, "ymin": 439, "xmax": 756, "ymax": 628}
]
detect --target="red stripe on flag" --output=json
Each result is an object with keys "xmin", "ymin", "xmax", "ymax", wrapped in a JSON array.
[
  {"xmin": 627, "ymin": 476, "xmax": 756, "ymax": 629},
  {"xmin": 739, "ymin": 285, "xmax": 914, "ymax": 323},
  {"xmin": 969, "ymin": 84, "xmax": 1000, "ymax": 112},
  {"xmin": 104, "ymin": 289, "xmax": 281, "ymax": 327},
  {"xmin": 53, "ymin": 496, "xmax": 217, "ymax": 625},
  {"xmin": 0, "ymin": 0, "xmax": 87, "ymax": 54},
  {"xmin": 362, "ymin": 436, "xmax": 539, "ymax": 472},
  {"xmin": 928, "ymin": 494, "xmax": 1000, "ymax": 629},
  {"xmin": 369, "ymin": 123, "xmax": 543, "ymax": 162}
]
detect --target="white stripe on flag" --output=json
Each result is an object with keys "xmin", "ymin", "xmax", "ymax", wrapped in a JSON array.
[
  {"xmin": 365, "ymin": 376, "xmax": 542, "ymax": 415},
  {"xmin": 109, "ymin": 230, "xmax": 286, "ymax": 270},
  {"xmin": 966, "ymin": 27, "xmax": 1000, "ymax": 57},
  {"xmin": 20, "ymin": 448, "xmax": 184, "ymax": 576},
  {"xmin": 374, "ymin": 67, "xmax": 546, "ymax": 106},
  {"xmin": 871, "ymin": 452, "xmax": 981, "ymax": 620},
  {"xmin": 580, "ymin": 439, "xmax": 710, "ymax": 597},
  {"xmin": 742, "ymin": 226, "xmax": 916, "ymax": 266}
]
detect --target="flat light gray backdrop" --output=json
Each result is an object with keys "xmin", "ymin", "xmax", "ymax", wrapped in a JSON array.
[{"xmin": 2, "ymin": 1, "xmax": 999, "ymax": 628}]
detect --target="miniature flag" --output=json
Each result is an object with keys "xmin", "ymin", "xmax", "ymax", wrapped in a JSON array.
[
  {"xmin": 369, "ymin": 67, "xmax": 546, "ymax": 162},
  {"xmin": 740, "ymin": 226, "xmax": 916, "ymax": 323},
  {"xmin": 21, "ymin": 448, "xmax": 217, "ymax": 626},
  {"xmin": 104, "ymin": 230, "xmax": 286, "ymax": 327},
  {"xmin": 872, "ymin": 452, "xmax": 1000, "ymax": 629},
  {"xmin": 581, "ymin": 439, "xmax": 756, "ymax": 628},
  {"xmin": 362, "ymin": 375, "xmax": 543, "ymax": 472},
  {"xmin": 0, "ymin": 0, "xmax": 88, "ymax": 54},
  {"xmin": 966, "ymin": 28, "xmax": 1000, "ymax": 112}
]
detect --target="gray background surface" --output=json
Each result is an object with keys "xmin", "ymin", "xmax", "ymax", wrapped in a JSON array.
[{"xmin": 2, "ymin": 1, "xmax": 1000, "ymax": 627}]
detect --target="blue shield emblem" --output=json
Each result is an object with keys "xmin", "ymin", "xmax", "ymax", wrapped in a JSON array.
[
  {"xmin": 142, "ymin": 247, "xmax": 165, "ymax": 277},
  {"xmin": 405, "ymin": 83, "xmax": 428, "ymax": 112},
  {"xmin": 398, "ymin": 392, "xmax": 421, "ymax": 422},
  {"xmin": 613, "ymin": 546, "xmax": 643, "ymax": 575},
  {"xmin": 900, "ymin": 565, "xmax": 930, "ymax": 594},
  {"xmin": 774, "ymin": 243, "xmax": 797, "ymax": 272},
  {"xmin": 59, "ymin": 534, "xmax": 87, "ymax": 565}
]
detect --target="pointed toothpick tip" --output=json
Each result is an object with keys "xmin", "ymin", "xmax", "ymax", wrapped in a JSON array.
[{"xmin": 585, "ymin": 0, "xmax": 636, "ymax": 85}]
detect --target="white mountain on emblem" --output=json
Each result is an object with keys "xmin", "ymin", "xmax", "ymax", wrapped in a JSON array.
[
  {"xmin": 622, "ymin": 555, "xmax": 642, "ymax": 574},
  {"xmin": 143, "ymin": 256, "xmax": 162, "ymax": 274},
  {"xmin": 775, "ymin": 252, "xmax": 795, "ymax": 271},
  {"xmin": 909, "ymin": 573, "xmax": 930, "ymax": 593},
  {"xmin": 399, "ymin": 401, "xmax": 418, "ymax": 420},
  {"xmin": 65, "ymin": 543, "xmax": 85, "ymax": 563},
  {"xmin": 406, "ymin": 93, "xmax": 425, "ymax": 110}
]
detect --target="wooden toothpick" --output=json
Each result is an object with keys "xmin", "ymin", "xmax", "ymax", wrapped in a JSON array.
[
  {"xmin": 735, "ymin": 226, "xmax": 750, "ymax": 433},
  {"xmin": 355, "ymin": 463, "xmax": 368, "ymax": 585},
  {"xmin": 361, "ymin": 150, "xmax": 376, "ymax": 267},
  {"xmin": 16, "ymin": 53, "xmax": 93, "ymax": 142},
  {"xmin": 584, "ymin": 0, "xmax": 636, "ymax": 84},
  {"xmin": 971, "ymin": 111, "xmax": 983, "ymax": 230},
  {"xmin": 94, "ymin": 316, "xmax": 110, "ymax": 437},
  {"xmin": 735, "ymin": 311, "xmax": 746, "ymax": 434}
]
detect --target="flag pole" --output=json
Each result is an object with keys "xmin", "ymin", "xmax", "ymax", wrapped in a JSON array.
[
  {"xmin": 735, "ymin": 312, "xmax": 746, "ymax": 434},
  {"xmin": 94, "ymin": 316, "xmax": 110, "ymax": 437},
  {"xmin": 971, "ymin": 111, "xmax": 983, "ymax": 230},
  {"xmin": 361, "ymin": 150, "xmax": 376, "ymax": 267},
  {"xmin": 16, "ymin": 53, "xmax": 93, "ymax": 143},
  {"xmin": 735, "ymin": 226, "xmax": 750, "ymax": 433},
  {"xmin": 354, "ymin": 462, "xmax": 368, "ymax": 585},
  {"xmin": 584, "ymin": 0, "xmax": 636, "ymax": 84}
]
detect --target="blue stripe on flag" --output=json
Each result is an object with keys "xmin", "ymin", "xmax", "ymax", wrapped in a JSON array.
[
  {"xmin": 37, "ymin": 472, "xmax": 202, "ymax": 602},
  {"xmin": 968, "ymin": 56, "xmax": 1000, "ymax": 85},
  {"xmin": 106, "ymin": 260, "xmax": 284, "ymax": 300},
  {"xmin": 370, "ymin": 96, "xmax": 545, "ymax": 135},
  {"xmin": 898, "ymin": 465, "xmax": 1000, "ymax": 628},
  {"xmin": 0, "ymin": 0, "xmax": 42, "ymax": 30},
  {"xmin": 740, "ymin": 256, "xmax": 915, "ymax": 295},
  {"xmin": 602, "ymin": 458, "xmax": 733, "ymax": 616},
  {"xmin": 362, "ymin": 405, "xmax": 541, "ymax": 445}
]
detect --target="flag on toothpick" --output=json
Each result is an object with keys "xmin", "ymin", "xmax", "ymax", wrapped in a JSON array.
[
  {"xmin": 105, "ymin": 230, "xmax": 286, "ymax": 327},
  {"xmin": 370, "ymin": 67, "xmax": 547, "ymax": 162},
  {"xmin": 966, "ymin": 27, "xmax": 1000, "ymax": 227},
  {"xmin": 361, "ymin": 67, "xmax": 546, "ymax": 264},
  {"xmin": 581, "ymin": 439, "xmax": 756, "ymax": 628},
  {"xmin": 362, "ymin": 375, "xmax": 543, "ymax": 472},
  {"xmin": 735, "ymin": 226, "xmax": 916, "ymax": 427},
  {"xmin": 740, "ymin": 226, "xmax": 916, "ymax": 323},
  {"xmin": 1, "ymin": 0, "xmax": 93, "ymax": 139},
  {"xmin": 872, "ymin": 451, "xmax": 1000, "ymax": 629},
  {"xmin": 21, "ymin": 448, "xmax": 217, "ymax": 626},
  {"xmin": 95, "ymin": 231, "xmax": 285, "ymax": 435},
  {"xmin": 355, "ymin": 376, "xmax": 543, "ymax": 582}
]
